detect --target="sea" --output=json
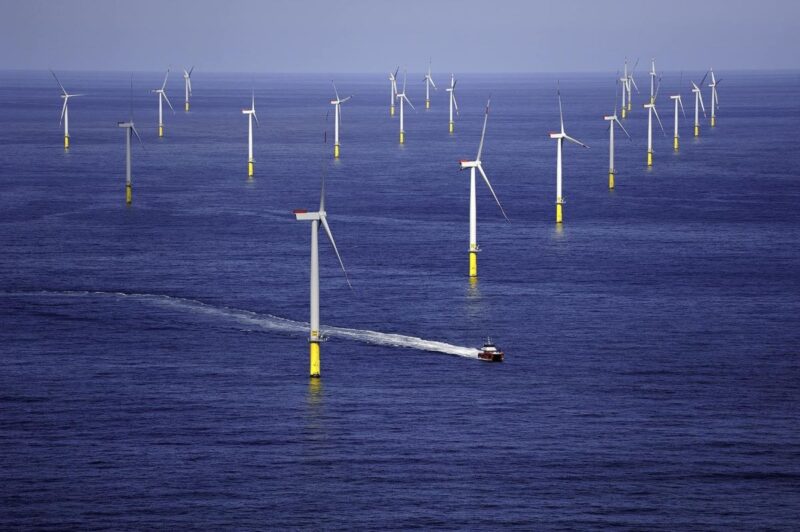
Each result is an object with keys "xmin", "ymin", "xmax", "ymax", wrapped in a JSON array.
[{"xmin": 1, "ymin": 69, "xmax": 799, "ymax": 529}]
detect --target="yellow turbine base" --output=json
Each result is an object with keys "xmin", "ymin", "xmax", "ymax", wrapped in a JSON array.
[
  {"xmin": 469, "ymin": 251, "xmax": 477, "ymax": 278},
  {"xmin": 309, "ymin": 340, "xmax": 321, "ymax": 378},
  {"xmin": 125, "ymin": 183, "xmax": 132, "ymax": 205},
  {"xmin": 334, "ymin": 144, "xmax": 340, "ymax": 158},
  {"xmin": 390, "ymin": 106, "xmax": 395, "ymax": 116},
  {"xmin": 426, "ymin": 100, "xmax": 430, "ymax": 109},
  {"xmin": 609, "ymin": 172, "xmax": 615, "ymax": 190},
  {"xmin": 248, "ymin": 161, "xmax": 254, "ymax": 177},
  {"xmin": 185, "ymin": 102, "xmax": 189, "ymax": 112},
  {"xmin": 64, "ymin": 135, "xmax": 69, "ymax": 150},
  {"xmin": 399, "ymin": 131, "xmax": 405, "ymax": 144},
  {"xmin": 674, "ymin": 137, "xmax": 679, "ymax": 151},
  {"xmin": 627, "ymin": 102, "xmax": 632, "ymax": 111},
  {"xmin": 449, "ymin": 121, "xmax": 454, "ymax": 134},
  {"xmin": 159, "ymin": 126, "xmax": 164, "ymax": 137},
  {"xmin": 556, "ymin": 200, "xmax": 563, "ymax": 224},
  {"xmin": 647, "ymin": 151, "xmax": 653, "ymax": 167},
  {"xmin": 694, "ymin": 125, "xmax": 700, "ymax": 137},
  {"xmin": 711, "ymin": 116, "xmax": 716, "ymax": 127},
  {"xmin": 621, "ymin": 108, "xmax": 627, "ymax": 119}
]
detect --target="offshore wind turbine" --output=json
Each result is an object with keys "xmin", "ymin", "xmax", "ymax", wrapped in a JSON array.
[
  {"xmin": 603, "ymin": 80, "xmax": 631, "ymax": 189},
  {"xmin": 151, "ymin": 69, "xmax": 174, "ymax": 137},
  {"xmin": 182, "ymin": 66, "xmax": 193, "ymax": 111},
  {"xmin": 549, "ymin": 85, "xmax": 589, "ymax": 224},
  {"xmin": 691, "ymin": 72, "xmax": 708, "ymax": 137},
  {"xmin": 293, "ymin": 176, "xmax": 351, "ymax": 378},
  {"xmin": 643, "ymin": 76, "xmax": 667, "ymax": 167},
  {"xmin": 619, "ymin": 60, "xmax": 629, "ymax": 118},
  {"xmin": 670, "ymin": 91, "xmax": 687, "ymax": 151},
  {"xmin": 458, "ymin": 99, "xmax": 509, "ymax": 279},
  {"xmin": 446, "ymin": 73, "xmax": 459, "ymax": 133},
  {"xmin": 423, "ymin": 58, "xmax": 437, "ymax": 109},
  {"xmin": 625, "ymin": 58, "xmax": 640, "ymax": 114},
  {"xmin": 330, "ymin": 82, "xmax": 352, "ymax": 158},
  {"xmin": 388, "ymin": 67, "xmax": 399, "ymax": 116},
  {"xmin": 242, "ymin": 90, "xmax": 259, "ymax": 177},
  {"xmin": 396, "ymin": 70, "xmax": 415, "ymax": 144},
  {"xmin": 117, "ymin": 80, "xmax": 143, "ymax": 205},
  {"xmin": 708, "ymin": 68, "xmax": 721, "ymax": 127},
  {"xmin": 50, "ymin": 70, "xmax": 84, "ymax": 150}
]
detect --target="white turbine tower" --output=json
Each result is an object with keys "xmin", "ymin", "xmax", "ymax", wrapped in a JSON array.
[
  {"xmin": 549, "ymin": 85, "xmax": 589, "ymax": 224},
  {"xmin": 446, "ymin": 73, "xmax": 459, "ymax": 133},
  {"xmin": 423, "ymin": 58, "xmax": 437, "ymax": 109},
  {"xmin": 459, "ymin": 99, "xmax": 509, "ymax": 279},
  {"xmin": 330, "ymin": 82, "xmax": 352, "ymax": 159},
  {"xmin": 293, "ymin": 176, "xmax": 351, "ymax": 378},
  {"xmin": 242, "ymin": 90, "xmax": 259, "ymax": 178},
  {"xmin": 388, "ymin": 67, "xmax": 399, "ymax": 116},
  {"xmin": 603, "ymin": 80, "xmax": 631, "ymax": 189},
  {"xmin": 396, "ymin": 70, "xmax": 415, "ymax": 144},
  {"xmin": 692, "ymin": 71, "xmax": 708, "ymax": 137},
  {"xmin": 183, "ymin": 66, "xmax": 193, "ymax": 111},
  {"xmin": 643, "ymin": 76, "xmax": 667, "ymax": 167},
  {"xmin": 151, "ymin": 69, "xmax": 174, "ymax": 137},
  {"xmin": 51, "ymin": 70, "xmax": 84, "ymax": 150},
  {"xmin": 708, "ymin": 68, "xmax": 721, "ymax": 127}
]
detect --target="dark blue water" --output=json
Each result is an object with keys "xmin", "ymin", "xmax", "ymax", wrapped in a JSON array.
[{"xmin": 1, "ymin": 70, "xmax": 799, "ymax": 529}]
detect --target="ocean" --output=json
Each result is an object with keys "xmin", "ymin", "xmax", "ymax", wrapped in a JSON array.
[{"xmin": 1, "ymin": 69, "xmax": 799, "ymax": 529}]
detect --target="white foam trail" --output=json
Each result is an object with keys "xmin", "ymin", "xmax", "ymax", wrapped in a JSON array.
[{"xmin": 2, "ymin": 290, "xmax": 480, "ymax": 359}]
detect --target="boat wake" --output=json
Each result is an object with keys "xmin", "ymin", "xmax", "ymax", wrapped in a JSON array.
[{"xmin": 2, "ymin": 290, "xmax": 480, "ymax": 359}]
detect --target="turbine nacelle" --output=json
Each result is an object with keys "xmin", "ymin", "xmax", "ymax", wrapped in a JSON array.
[{"xmin": 459, "ymin": 159, "xmax": 479, "ymax": 169}]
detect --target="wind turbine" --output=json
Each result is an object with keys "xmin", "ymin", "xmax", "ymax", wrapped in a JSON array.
[
  {"xmin": 643, "ymin": 76, "xmax": 666, "ymax": 167},
  {"xmin": 50, "ymin": 70, "xmax": 84, "ymax": 150},
  {"xmin": 626, "ymin": 58, "xmax": 640, "ymax": 113},
  {"xmin": 446, "ymin": 73, "xmax": 459, "ymax": 133},
  {"xmin": 670, "ymin": 90, "xmax": 687, "ymax": 151},
  {"xmin": 242, "ymin": 90, "xmax": 259, "ymax": 177},
  {"xmin": 619, "ymin": 59, "xmax": 629, "ymax": 118},
  {"xmin": 708, "ymin": 68, "xmax": 721, "ymax": 127},
  {"xmin": 117, "ymin": 79, "xmax": 143, "ymax": 205},
  {"xmin": 151, "ymin": 69, "xmax": 174, "ymax": 137},
  {"xmin": 459, "ymin": 99, "xmax": 509, "ymax": 279},
  {"xmin": 423, "ymin": 58, "xmax": 437, "ymax": 109},
  {"xmin": 549, "ymin": 85, "xmax": 589, "ymax": 224},
  {"xmin": 388, "ymin": 67, "xmax": 399, "ymax": 116},
  {"xmin": 293, "ymin": 176, "xmax": 351, "ymax": 378},
  {"xmin": 183, "ymin": 66, "xmax": 193, "ymax": 111},
  {"xmin": 603, "ymin": 80, "xmax": 631, "ymax": 189},
  {"xmin": 330, "ymin": 82, "xmax": 352, "ymax": 158},
  {"xmin": 396, "ymin": 70, "xmax": 415, "ymax": 144},
  {"xmin": 691, "ymin": 71, "xmax": 708, "ymax": 137}
]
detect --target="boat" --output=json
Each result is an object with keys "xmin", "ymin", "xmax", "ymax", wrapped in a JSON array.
[{"xmin": 478, "ymin": 338, "xmax": 504, "ymax": 362}]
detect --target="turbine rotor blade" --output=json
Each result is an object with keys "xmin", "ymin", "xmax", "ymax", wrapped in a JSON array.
[
  {"xmin": 678, "ymin": 96, "xmax": 687, "ymax": 119},
  {"xmin": 332, "ymin": 81, "xmax": 340, "ymax": 101},
  {"xmin": 320, "ymin": 216, "xmax": 352, "ymax": 290},
  {"xmin": 477, "ymin": 165, "xmax": 509, "ymax": 222},
  {"xmin": 557, "ymin": 84, "xmax": 565, "ymax": 134},
  {"xmin": 615, "ymin": 117, "xmax": 631, "ymax": 140},
  {"xmin": 404, "ymin": 94, "xmax": 415, "ymax": 111},
  {"xmin": 652, "ymin": 106, "xmax": 666, "ymax": 136},
  {"xmin": 59, "ymin": 98, "xmax": 67, "ymax": 125},
  {"xmin": 132, "ymin": 125, "xmax": 143, "ymax": 146},
  {"xmin": 50, "ymin": 70, "xmax": 68, "ymax": 95},
  {"xmin": 162, "ymin": 91, "xmax": 175, "ymax": 113},
  {"xmin": 476, "ymin": 98, "xmax": 490, "ymax": 160},
  {"xmin": 161, "ymin": 69, "xmax": 170, "ymax": 91},
  {"xmin": 564, "ymin": 134, "xmax": 589, "ymax": 148}
]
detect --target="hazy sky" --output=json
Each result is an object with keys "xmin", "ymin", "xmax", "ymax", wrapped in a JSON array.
[{"xmin": 2, "ymin": 0, "xmax": 798, "ymax": 73}]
